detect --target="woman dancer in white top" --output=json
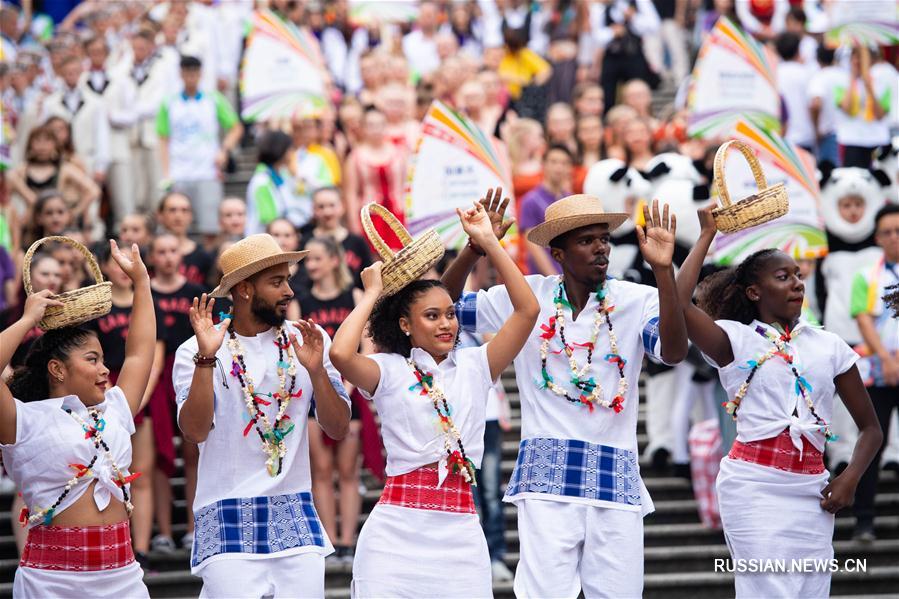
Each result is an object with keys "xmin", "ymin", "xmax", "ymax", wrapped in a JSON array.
[
  {"xmin": 330, "ymin": 203, "xmax": 539, "ymax": 597},
  {"xmin": 676, "ymin": 207, "xmax": 882, "ymax": 598},
  {"xmin": 0, "ymin": 241, "xmax": 157, "ymax": 598}
]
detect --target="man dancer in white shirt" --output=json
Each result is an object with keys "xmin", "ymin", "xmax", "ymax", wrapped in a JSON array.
[
  {"xmin": 173, "ymin": 234, "xmax": 351, "ymax": 598},
  {"xmin": 443, "ymin": 190, "xmax": 687, "ymax": 597}
]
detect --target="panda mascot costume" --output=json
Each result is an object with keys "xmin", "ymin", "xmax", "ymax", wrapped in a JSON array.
[{"xmin": 815, "ymin": 165, "xmax": 898, "ymax": 471}]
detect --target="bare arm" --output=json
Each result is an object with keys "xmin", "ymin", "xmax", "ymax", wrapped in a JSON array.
[
  {"xmin": 0, "ymin": 291, "xmax": 64, "ymax": 444},
  {"xmin": 674, "ymin": 205, "xmax": 734, "ymax": 366},
  {"xmin": 820, "ymin": 366, "xmax": 883, "ymax": 513},
  {"xmin": 159, "ymin": 136, "xmax": 170, "ymax": 180},
  {"xmin": 62, "ymin": 163, "xmax": 101, "ymax": 219},
  {"xmin": 138, "ymin": 341, "xmax": 166, "ymax": 412},
  {"xmin": 343, "ymin": 152, "xmax": 362, "ymax": 235},
  {"xmin": 291, "ymin": 319, "xmax": 350, "ymax": 440},
  {"xmin": 460, "ymin": 204, "xmax": 540, "ymax": 380},
  {"xmin": 637, "ymin": 200, "xmax": 688, "ymax": 364},
  {"xmin": 179, "ymin": 295, "xmax": 231, "ymax": 443},
  {"xmin": 111, "ymin": 241, "xmax": 157, "ymax": 415},
  {"xmin": 7, "ymin": 169, "xmax": 37, "ymax": 207},
  {"xmin": 330, "ymin": 266, "xmax": 383, "ymax": 396},
  {"xmin": 441, "ymin": 188, "xmax": 514, "ymax": 301}
]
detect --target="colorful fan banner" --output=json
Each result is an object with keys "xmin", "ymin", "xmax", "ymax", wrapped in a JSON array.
[
  {"xmin": 687, "ymin": 17, "xmax": 781, "ymax": 139},
  {"xmin": 405, "ymin": 101, "xmax": 513, "ymax": 250},
  {"xmin": 349, "ymin": 0, "xmax": 419, "ymax": 24},
  {"xmin": 825, "ymin": 0, "xmax": 899, "ymax": 46},
  {"xmin": 240, "ymin": 10, "xmax": 328, "ymax": 123},
  {"xmin": 713, "ymin": 121, "xmax": 827, "ymax": 265}
]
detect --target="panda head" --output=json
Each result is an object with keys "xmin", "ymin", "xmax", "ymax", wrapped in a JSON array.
[
  {"xmin": 582, "ymin": 159, "xmax": 651, "ymax": 236},
  {"xmin": 643, "ymin": 152, "xmax": 711, "ymax": 204},
  {"xmin": 819, "ymin": 165, "xmax": 890, "ymax": 243}
]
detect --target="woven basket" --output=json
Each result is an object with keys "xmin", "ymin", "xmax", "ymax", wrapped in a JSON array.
[
  {"xmin": 361, "ymin": 204, "xmax": 445, "ymax": 297},
  {"xmin": 712, "ymin": 140, "xmax": 789, "ymax": 233},
  {"xmin": 24, "ymin": 236, "xmax": 112, "ymax": 330}
]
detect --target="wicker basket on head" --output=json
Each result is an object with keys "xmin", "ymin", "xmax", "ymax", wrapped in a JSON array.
[
  {"xmin": 712, "ymin": 140, "xmax": 789, "ymax": 233},
  {"xmin": 23, "ymin": 236, "xmax": 112, "ymax": 330},
  {"xmin": 361, "ymin": 204, "xmax": 445, "ymax": 297}
]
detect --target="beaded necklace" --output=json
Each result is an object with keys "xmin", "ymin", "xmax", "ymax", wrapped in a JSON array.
[
  {"xmin": 536, "ymin": 278, "xmax": 628, "ymax": 413},
  {"xmin": 20, "ymin": 407, "xmax": 140, "ymax": 527},
  {"xmin": 407, "ymin": 358, "xmax": 477, "ymax": 485},
  {"xmin": 227, "ymin": 326, "xmax": 301, "ymax": 477},
  {"xmin": 724, "ymin": 323, "xmax": 838, "ymax": 442}
]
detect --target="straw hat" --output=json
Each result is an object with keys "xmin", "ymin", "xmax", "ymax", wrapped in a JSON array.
[
  {"xmin": 210, "ymin": 234, "xmax": 308, "ymax": 297},
  {"xmin": 526, "ymin": 194, "xmax": 628, "ymax": 247}
]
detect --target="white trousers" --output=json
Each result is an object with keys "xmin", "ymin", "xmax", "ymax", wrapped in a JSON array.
[
  {"xmin": 198, "ymin": 552, "xmax": 325, "ymax": 599},
  {"xmin": 14, "ymin": 561, "xmax": 149, "ymax": 598},
  {"xmin": 828, "ymin": 395, "xmax": 899, "ymax": 467},
  {"xmin": 643, "ymin": 364, "xmax": 690, "ymax": 461},
  {"xmin": 106, "ymin": 160, "xmax": 135, "ymax": 233},
  {"xmin": 642, "ymin": 19, "xmax": 690, "ymax": 82},
  {"xmin": 671, "ymin": 369, "xmax": 718, "ymax": 465},
  {"xmin": 130, "ymin": 144, "xmax": 161, "ymax": 214},
  {"xmin": 514, "ymin": 499, "xmax": 643, "ymax": 599}
]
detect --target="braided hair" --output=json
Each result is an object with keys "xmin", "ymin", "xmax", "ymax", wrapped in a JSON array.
[
  {"xmin": 368, "ymin": 280, "xmax": 453, "ymax": 356},
  {"xmin": 7, "ymin": 327, "xmax": 97, "ymax": 403},
  {"xmin": 696, "ymin": 249, "xmax": 781, "ymax": 324},
  {"xmin": 884, "ymin": 284, "xmax": 899, "ymax": 318}
]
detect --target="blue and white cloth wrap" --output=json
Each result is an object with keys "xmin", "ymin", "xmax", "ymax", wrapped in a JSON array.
[
  {"xmin": 191, "ymin": 492, "xmax": 326, "ymax": 568},
  {"xmin": 505, "ymin": 437, "xmax": 642, "ymax": 507}
]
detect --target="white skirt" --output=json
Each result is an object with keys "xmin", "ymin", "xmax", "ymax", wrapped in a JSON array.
[
  {"xmin": 14, "ymin": 561, "xmax": 149, "ymax": 599},
  {"xmin": 351, "ymin": 503, "xmax": 492, "ymax": 598},
  {"xmin": 717, "ymin": 456, "xmax": 834, "ymax": 599}
]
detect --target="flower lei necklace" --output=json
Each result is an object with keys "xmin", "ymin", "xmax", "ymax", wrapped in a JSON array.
[
  {"xmin": 20, "ymin": 408, "xmax": 141, "ymax": 527},
  {"xmin": 408, "ymin": 359, "xmax": 477, "ymax": 485},
  {"xmin": 536, "ymin": 278, "xmax": 628, "ymax": 413},
  {"xmin": 724, "ymin": 323, "xmax": 838, "ymax": 442},
  {"xmin": 227, "ymin": 326, "xmax": 302, "ymax": 477}
]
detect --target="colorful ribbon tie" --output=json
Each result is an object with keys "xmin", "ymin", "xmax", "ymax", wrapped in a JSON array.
[
  {"xmin": 274, "ymin": 338, "xmax": 291, "ymax": 350},
  {"xmin": 794, "ymin": 376, "xmax": 813, "ymax": 397},
  {"xmin": 539, "ymin": 317, "xmax": 557, "ymax": 339},
  {"xmin": 253, "ymin": 394, "xmax": 272, "ymax": 406},
  {"xmin": 231, "ymin": 361, "xmax": 243, "ymax": 378},
  {"xmin": 610, "ymin": 395, "xmax": 625, "ymax": 413},
  {"xmin": 289, "ymin": 389, "xmax": 303, "ymax": 399},
  {"xmin": 218, "ymin": 311, "xmax": 232, "ymax": 322},
  {"xmin": 43, "ymin": 508, "xmax": 55, "ymax": 526},
  {"xmin": 579, "ymin": 395, "xmax": 596, "ymax": 412},
  {"xmin": 18, "ymin": 506, "xmax": 29, "ymax": 526},
  {"xmin": 409, "ymin": 369, "xmax": 433, "ymax": 395},
  {"xmin": 604, "ymin": 353, "xmax": 627, "ymax": 369},
  {"xmin": 276, "ymin": 360, "xmax": 290, "ymax": 370},
  {"xmin": 243, "ymin": 416, "xmax": 258, "ymax": 437},
  {"xmin": 739, "ymin": 360, "xmax": 759, "ymax": 370},
  {"xmin": 69, "ymin": 463, "xmax": 92, "ymax": 478},
  {"xmin": 115, "ymin": 472, "xmax": 142, "ymax": 487}
]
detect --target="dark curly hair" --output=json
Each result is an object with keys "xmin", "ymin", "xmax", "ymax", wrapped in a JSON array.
[
  {"xmin": 7, "ymin": 327, "xmax": 97, "ymax": 403},
  {"xmin": 696, "ymin": 249, "xmax": 781, "ymax": 324},
  {"xmin": 368, "ymin": 280, "xmax": 453, "ymax": 356},
  {"xmin": 884, "ymin": 284, "xmax": 899, "ymax": 318}
]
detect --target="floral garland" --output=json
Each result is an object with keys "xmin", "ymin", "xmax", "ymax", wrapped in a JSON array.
[
  {"xmin": 228, "ymin": 326, "xmax": 301, "ymax": 477},
  {"xmin": 536, "ymin": 278, "xmax": 628, "ymax": 413},
  {"xmin": 724, "ymin": 324, "xmax": 838, "ymax": 442},
  {"xmin": 407, "ymin": 359, "xmax": 477, "ymax": 485},
  {"xmin": 20, "ymin": 408, "xmax": 141, "ymax": 527}
]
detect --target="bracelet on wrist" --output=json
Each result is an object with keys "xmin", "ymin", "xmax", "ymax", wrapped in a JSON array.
[
  {"xmin": 193, "ymin": 352, "xmax": 217, "ymax": 367},
  {"xmin": 467, "ymin": 239, "xmax": 487, "ymax": 257}
]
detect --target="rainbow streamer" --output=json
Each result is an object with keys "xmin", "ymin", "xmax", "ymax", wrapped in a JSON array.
[
  {"xmin": 687, "ymin": 17, "xmax": 780, "ymax": 139},
  {"xmin": 247, "ymin": 10, "xmax": 324, "ymax": 67},
  {"xmin": 404, "ymin": 101, "xmax": 513, "ymax": 250},
  {"xmin": 733, "ymin": 121, "xmax": 820, "ymax": 200},
  {"xmin": 826, "ymin": 21, "xmax": 899, "ymax": 47}
]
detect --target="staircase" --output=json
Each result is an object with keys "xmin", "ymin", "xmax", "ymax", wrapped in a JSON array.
[{"xmin": 2, "ymin": 368, "xmax": 899, "ymax": 598}]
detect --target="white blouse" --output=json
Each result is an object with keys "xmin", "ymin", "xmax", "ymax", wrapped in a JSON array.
[
  {"xmin": 362, "ymin": 346, "xmax": 493, "ymax": 479},
  {"xmin": 0, "ymin": 387, "xmax": 136, "ymax": 526},
  {"xmin": 711, "ymin": 319, "xmax": 859, "ymax": 454}
]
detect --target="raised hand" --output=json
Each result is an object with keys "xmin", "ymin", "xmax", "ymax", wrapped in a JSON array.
[
  {"xmin": 291, "ymin": 319, "xmax": 324, "ymax": 374},
  {"xmin": 109, "ymin": 239, "xmax": 149, "ymax": 283},
  {"xmin": 636, "ymin": 199, "xmax": 677, "ymax": 269},
  {"xmin": 22, "ymin": 289, "xmax": 64, "ymax": 328},
  {"xmin": 457, "ymin": 201, "xmax": 498, "ymax": 249},
  {"xmin": 361, "ymin": 262, "xmax": 384, "ymax": 295},
  {"xmin": 697, "ymin": 203, "xmax": 718, "ymax": 240},
  {"xmin": 190, "ymin": 294, "xmax": 231, "ymax": 357},
  {"xmin": 468, "ymin": 187, "xmax": 515, "ymax": 254}
]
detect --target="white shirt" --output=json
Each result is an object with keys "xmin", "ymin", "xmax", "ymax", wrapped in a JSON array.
[
  {"xmin": 363, "ymin": 346, "xmax": 492, "ymax": 478},
  {"xmin": 172, "ymin": 322, "xmax": 350, "ymax": 511},
  {"xmin": 710, "ymin": 319, "xmax": 858, "ymax": 454},
  {"xmin": 401, "ymin": 29, "xmax": 441, "ymax": 77},
  {"xmin": 834, "ymin": 67, "xmax": 894, "ymax": 147},
  {"xmin": 472, "ymin": 275, "xmax": 664, "ymax": 452},
  {"xmin": 778, "ymin": 60, "xmax": 816, "ymax": 148},
  {"xmin": 808, "ymin": 65, "xmax": 846, "ymax": 136},
  {"xmin": 0, "ymin": 387, "xmax": 136, "ymax": 527}
]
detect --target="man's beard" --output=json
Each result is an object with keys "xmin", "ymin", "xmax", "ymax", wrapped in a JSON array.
[{"xmin": 251, "ymin": 295, "xmax": 285, "ymax": 327}]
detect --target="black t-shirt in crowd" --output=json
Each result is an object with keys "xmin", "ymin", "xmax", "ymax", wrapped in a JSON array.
[
  {"xmin": 296, "ymin": 232, "xmax": 373, "ymax": 291},
  {"xmin": 153, "ymin": 281, "xmax": 206, "ymax": 355},
  {"xmin": 85, "ymin": 302, "xmax": 164, "ymax": 371},
  {"xmin": 297, "ymin": 287, "xmax": 356, "ymax": 339},
  {"xmin": 181, "ymin": 245, "xmax": 215, "ymax": 289},
  {"xmin": 653, "ymin": 0, "xmax": 677, "ymax": 20},
  {"xmin": 0, "ymin": 310, "xmax": 44, "ymax": 368}
]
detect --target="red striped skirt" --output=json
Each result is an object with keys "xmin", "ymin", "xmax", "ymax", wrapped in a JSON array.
[
  {"xmin": 20, "ymin": 521, "xmax": 135, "ymax": 571},
  {"xmin": 728, "ymin": 428, "xmax": 825, "ymax": 474},
  {"xmin": 379, "ymin": 466, "xmax": 476, "ymax": 513}
]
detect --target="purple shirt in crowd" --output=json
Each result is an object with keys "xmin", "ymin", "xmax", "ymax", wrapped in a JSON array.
[
  {"xmin": 0, "ymin": 247, "xmax": 13, "ymax": 312},
  {"xmin": 519, "ymin": 184, "xmax": 567, "ymax": 275}
]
